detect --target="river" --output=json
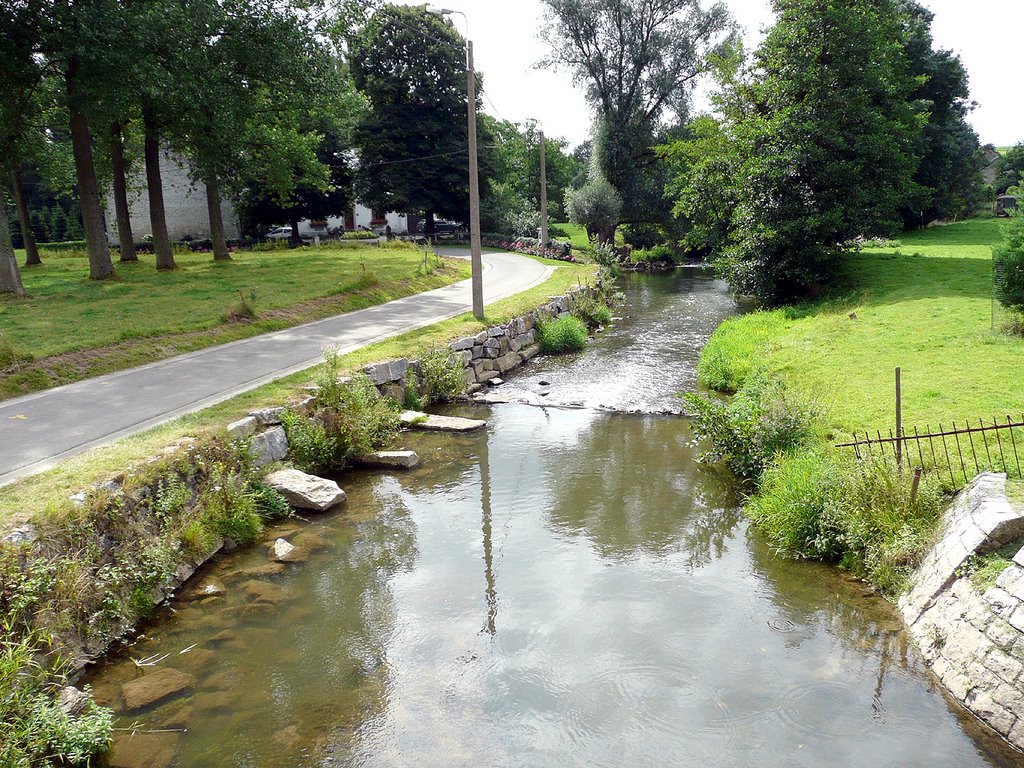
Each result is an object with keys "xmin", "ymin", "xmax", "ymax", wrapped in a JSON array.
[{"xmin": 89, "ymin": 270, "xmax": 1023, "ymax": 767}]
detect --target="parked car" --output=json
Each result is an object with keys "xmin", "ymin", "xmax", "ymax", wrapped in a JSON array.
[
  {"xmin": 265, "ymin": 226, "xmax": 310, "ymax": 242},
  {"xmin": 416, "ymin": 219, "xmax": 465, "ymax": 235}
]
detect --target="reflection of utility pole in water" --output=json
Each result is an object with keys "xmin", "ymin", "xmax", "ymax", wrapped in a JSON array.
[{"xmin": 479, "ymin": 429, "xmax": 498, "ymax": 636}]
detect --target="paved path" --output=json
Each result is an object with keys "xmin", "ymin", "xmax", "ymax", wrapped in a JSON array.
[{"xmin": 0, "ymin": 249, "xmax": 553, "ymax": 486}]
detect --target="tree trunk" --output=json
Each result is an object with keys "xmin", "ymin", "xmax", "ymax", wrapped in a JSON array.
[
  {"xmin": 0, "ymin": 195, "xmax": 27, "ymax": 296},
  {"xmin": 143, "ymin": 111, "xmax": 175, "ymax": 270},
  {"xmin": 289, "ymin": 219, "xmax": 301, "ymax": 247},
  {"xmin": 205, "ymin": 177, "xmax": 230, "ymax": 260},
  {"xmin": 110, "ymin": 122, "xmax": 137, "ymax": 262},
  {"xmin": 68, "ymin": 105, "xmax": 115, "ymax": 280},
  {"xmin": 10, "ymin": 168, "xmax": 40, "ymax": 266}
]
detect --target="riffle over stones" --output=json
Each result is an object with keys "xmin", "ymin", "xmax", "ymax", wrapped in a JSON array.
[{"xmin": 899, "ymin": 472, "xmax": 1024, "ymax": 750}]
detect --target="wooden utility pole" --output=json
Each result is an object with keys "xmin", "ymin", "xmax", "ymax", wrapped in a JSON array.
[
  {"xmin": 466, "ymin": 40, "xmax": 484, "ymax": 320},
  {"xmin": 539, "ymin": 130, "xmax": 548, "ymax": 249}
]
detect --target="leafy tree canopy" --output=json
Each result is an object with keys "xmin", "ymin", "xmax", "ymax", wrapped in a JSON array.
[
  {"xmin": 538, "ymin": 0, "xmax": 734, "ymax": 228},
  {"xmin": 350, "ymin": 4, "xmax": 480, "ymax": 226}
]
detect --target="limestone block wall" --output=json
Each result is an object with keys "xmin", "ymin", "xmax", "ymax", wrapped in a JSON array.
[
  {"xmin": 899, "ymin": 473, "xmax": 1024, "ymax": 749},
  {"xmin": 359, "ymin": 286, "xmax": 596, "ymax": 401}
]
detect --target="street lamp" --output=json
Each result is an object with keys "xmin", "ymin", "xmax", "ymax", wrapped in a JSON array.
[{"xmin": 426, "ymin": 5, "xmax": 484, "ymax": 320}]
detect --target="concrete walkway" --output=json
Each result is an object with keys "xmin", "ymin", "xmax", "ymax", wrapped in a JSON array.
[{"xmin": 0, "ymin": 249, "xmax": 553, "ymax": 486}]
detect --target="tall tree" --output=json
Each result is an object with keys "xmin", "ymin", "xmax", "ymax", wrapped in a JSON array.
[
  {"xmin": 350, "ymin": 4, "xmax": 479, "ymax": 231},
  {"xmin": 898, "ymin": 0, "xmax": 983, "ymax": 226},
  {"xmin": 108, "ymin": 122, "xmax": 137, "ymax": 262},
  {"xmin": 665, "ymin": 0, "xmax": 926, "ymax": 304},
  {"xmin": 10, "ymin": 169, "xmax": 40, "ymax": 265},
  {"xmin": 0, "ymin": 190, "xmax": 26, "ymax": 296},
  {"xmin": 995, "ymin": 144, "xmax": 1024, "ymax": 196},
  {"xmin": 538, "ymin": 0, "xmax": 733, "ymax": 231}
]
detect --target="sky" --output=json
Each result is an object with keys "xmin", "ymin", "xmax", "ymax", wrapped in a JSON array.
[{"xmin": 394, "ymin": 0, "xmax": 1022, "ymax": 150}]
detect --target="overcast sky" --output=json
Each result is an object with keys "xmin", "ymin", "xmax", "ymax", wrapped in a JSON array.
[{"xmin": 395, "ymin": 0, "xmax": 1022, "ymax": 150}]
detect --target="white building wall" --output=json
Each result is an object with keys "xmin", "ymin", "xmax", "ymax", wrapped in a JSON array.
[
  {"xmin": 106, "ymin": 150, "xmax": 408, "ymax": 240},
  {"xmin": 104, "ymin": 151, "xmax": 240, "ymax": 243}
]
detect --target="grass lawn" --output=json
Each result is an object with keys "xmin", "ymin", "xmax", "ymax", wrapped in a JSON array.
[
  {"xmin": 0, "ymin": 256, "xmax": 596, "ymax": 523},
  {"xmin": 550, "ymin": 222, "xmax": 625, "ymax": 250},
  {"xmin": 702, "ymin": 217, "xmax": 1022, "ymax": 436},
  {"xmin": 0, "ymin": 243, "xmax": 470, "ymax": 400}
]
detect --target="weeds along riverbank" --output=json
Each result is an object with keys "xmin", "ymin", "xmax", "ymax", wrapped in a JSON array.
[
  {"xmin": 0, "ymin": 265, "xmax": 612, "ymax": 767},
  {"xmin": 685, "ymin": 218, "xmax": 1024, "ymax": 597}
]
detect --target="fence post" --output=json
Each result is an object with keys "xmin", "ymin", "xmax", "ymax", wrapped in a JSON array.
[
  {"xmin": 910, "ymin": 467, "xmax": 922, "ymax": 508},
  {"xmin": 896, "ymin": 367, "xmax": 903, "ymax": 468}
]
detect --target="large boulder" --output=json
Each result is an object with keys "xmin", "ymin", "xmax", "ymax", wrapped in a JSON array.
[
  {"xmin": 264, "ymin": 468, "xmax": 346, "ymax": 511},
  {"xmin": 249, "ymin": 427, "xmax": 288, "ymax": 467}
]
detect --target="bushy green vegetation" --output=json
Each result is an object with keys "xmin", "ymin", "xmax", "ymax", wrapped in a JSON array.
[
  {"xmin": 688, "ymin": 218, "xmax": 1020, "ymax": 597},
  {"xmin": 0, "ymin": 626, "xmax": 112, "ymax": 767},
  {"xmin": 993, "ymin": 213, "xmax": 1024, "ymax": 318},
  {"xmin": 0, "ymin": 245, "xmax": 469, "ymax": 400},
  {"xmin": 570, "ymin": 291, "xmax": 613, "ymax": 328},
  {"xmin": 538, "ymin": 314, "xmax": 588, "ymax": 353},
  {"xmin": 282, "ymin": 350, "xmax": 400, "ymax": 473},
  {"xmin": 0, "ymin": 431, "xmax": 297, "ymax": 765},
  {"xmin": 684, "ymin": 375, "xmax": 818, "ymax": 480},
  {"xmin": 416, "ymin": 347, "xmax": 467, "ymax": 405}
]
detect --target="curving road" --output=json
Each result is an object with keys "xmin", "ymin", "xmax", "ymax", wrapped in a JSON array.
[{"xmin": 0, "ymin": 249, "xmax": 553, "ymax": 486}]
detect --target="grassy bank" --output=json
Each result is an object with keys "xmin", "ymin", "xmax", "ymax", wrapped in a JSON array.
[
  {"xmin": 701, "ymin": 218, "xmax": 1018, "ymax": 433},
  {"xmin": 691, "ymin": 217, "xmax": 1020, "ymax": 596},
  {"xmin": 0, "ymin": 256, "xmax": 594, "ymax": 525},
  {"xmin": 0, "ymin": 242, "xmax": 469, "ymax": 400}
]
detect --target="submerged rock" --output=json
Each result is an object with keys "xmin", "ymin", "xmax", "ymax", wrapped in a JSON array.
[
  {"xmin": 180, "ymin": 578, "xmax": 226, "ymax": 602},
  {"xmin": 355, "ymin": 450, "xmax": 420, "ymax": 469},
  {"xmin": 243, "ymin": 579, "xmax": 286, "ymax": 605},
  {"xmin": 108, "ymin": 731, "xmax": 181, "ymax": 768},
  {"xmin": 265, "ymin": 468, "xmax": 346, "ymax": 512},
  {"xmin": 268, "ymin": 538, "xmax": 301, "ymax": 562},
  {"xmin": 120, "ymin": 667, "xmax": 196, "ymax": 712}
]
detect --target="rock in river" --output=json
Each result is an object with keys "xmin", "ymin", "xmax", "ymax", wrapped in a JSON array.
[
  {"xmin": 120, "ymin": 668, "xmax": 196, "ymax": 712},
  {"xmin": 265, "ymin": 468, "xmax": 347, "ymax": 511}
]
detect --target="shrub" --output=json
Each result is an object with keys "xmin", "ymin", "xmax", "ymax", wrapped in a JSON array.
[
  {"xmin": 745, "ymin": 448, "xmax": 945, "ymax": 597},
  {"xmin": 284, "ymin": 351, "xmax": 400, "ymax": 472},
  {"xmin": 630, "ymin": 245, "xmax": 675, "ymax": 264},
  {"xmin": 537, "ymin": 315, "xmax": 588, "ymax": 353},
  {"xmin": 684, "ymin": 374, "xmax": 817, "ymax": 481},
  {"xmin": 571, "ymin": 292, "xmax": 613, "ymax": 328},
  {"xmin": 994, "ymin": 213, "xmax": 1024, "ymax": 314},
  {"xmin": 281, "ymin": 410, "xmax": 339, "ymax": 473},
  {"xmin": 745, "ymin": 449, "xmax": 848, "ymax": 560},
  {"xmin": 197, "ymin": 466, "xmax": 263, "ymax": 544},
  {"xmin": 0, "ymin": 623, "xmax": 113, "ymax": 766},
  {"xmin": 417, "ymin": 348, "xmax": 466, "ymax": 405}
]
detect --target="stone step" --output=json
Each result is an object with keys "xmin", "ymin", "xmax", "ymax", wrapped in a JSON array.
[
  {"xmin": 399, "ymin": 410, "xmax": 486, "ymax": 432},
  {"xmin": 354, "ymin": 450, "xmax": 421, "ymax": 469}
]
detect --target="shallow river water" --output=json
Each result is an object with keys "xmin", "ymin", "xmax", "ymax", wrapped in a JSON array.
[{"xmin": 90, "ymin": 270, "xmax": 1023, "ymax": 767}]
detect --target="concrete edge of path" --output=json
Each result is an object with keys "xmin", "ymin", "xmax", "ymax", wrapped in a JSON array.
[{"xmin": 0, "ymin": 252, "xmax": 556, "ymax": 487}]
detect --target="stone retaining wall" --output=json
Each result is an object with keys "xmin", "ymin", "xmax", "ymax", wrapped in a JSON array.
[
  {"xmin": 899, "ymin": 472, "xmax": 1024, "ymax": 749},
  {"xmin": 359, "ymin": 285, "xmax": 597, "ymax": 402}
]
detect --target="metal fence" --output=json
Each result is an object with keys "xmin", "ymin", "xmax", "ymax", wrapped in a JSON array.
[{"xmin": 835, "ymin": 416, "xmax": 1024, "ymax": 489}]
